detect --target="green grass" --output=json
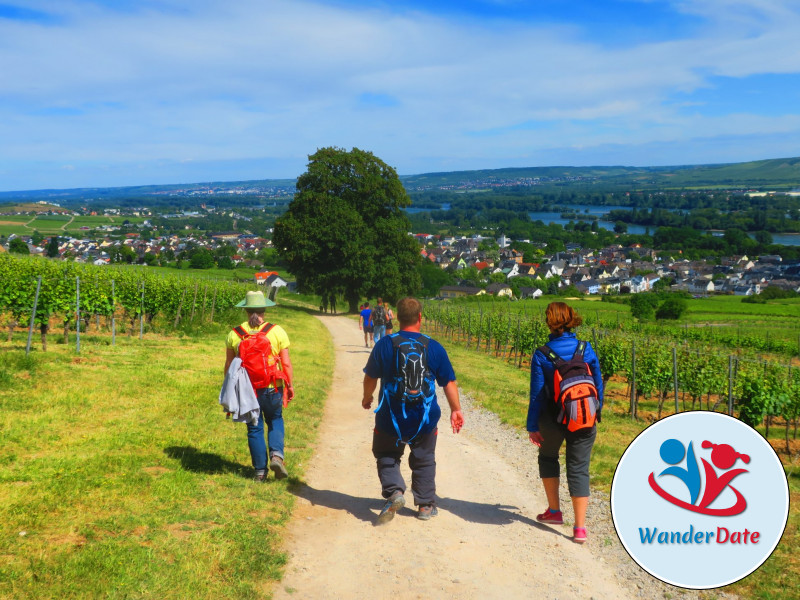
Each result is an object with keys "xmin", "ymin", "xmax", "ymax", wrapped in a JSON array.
[
  {"xmin": 426, "ymin": 318, "xmax": 799, "ymax": 600},
  {"xmin": 0, "ymin": 305, "xmax": 333, "ymax": 600}
]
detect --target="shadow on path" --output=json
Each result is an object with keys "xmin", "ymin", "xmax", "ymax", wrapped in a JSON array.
[
  {"xmin": 164, "ymin": 445, "xmax": 249, "ymax": 478},
  {"xmin": 439, "ymin": 496, "xmax": 572, "ymax": 539},
  {"xmin": 287, "ymin": 483, "xmax": 570, "ymax": 538},
  {"xmin": 289, "ymin": 483, "xmax": 383, "ymax": 524}
]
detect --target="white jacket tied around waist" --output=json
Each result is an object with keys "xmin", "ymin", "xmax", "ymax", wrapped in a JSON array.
[{"xmin": 219, "ymin": 357, "xmax": 260, "ymax": 425}]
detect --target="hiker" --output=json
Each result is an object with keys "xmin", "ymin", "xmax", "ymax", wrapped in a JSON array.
[
  {"xmin": 385, "ymin": 303, "xmax": 394, "ymax": 333},
  {"xmin": 359, "ymin": 301, "xmax": 373, "ymax": 348},
  {"xmin": 362, "ymin": 296, "xmax": 464, "ymax": 523},
  {"xmin": 370, "ymin": 297, "xmax": 388, "ymax": 343},
  {"xmin": 527, "ymin": 301, "xmax": 602, "ymax": 544},
  {"xmin": 223, "ymin": 290, "xmax": 294, "ymax": 481}
]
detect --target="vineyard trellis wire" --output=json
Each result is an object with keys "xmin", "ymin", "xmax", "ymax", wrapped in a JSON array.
[
  {"xmin": 422, "ymin": 301, "xmax": 800, "ymax": 452},
  {"xmin": 1, "ymin": 254, "xmax": 253, "ymax": 352}
]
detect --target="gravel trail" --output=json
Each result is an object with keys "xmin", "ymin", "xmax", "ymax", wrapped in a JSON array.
[{"xmin": 271, "ymin": 315, "xmax": 735, "ymax": 600}]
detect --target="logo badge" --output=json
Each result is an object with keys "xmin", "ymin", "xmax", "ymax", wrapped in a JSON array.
[{"xmin": 611, "ymin": 412, "xmax": 789, "ymax": 589}]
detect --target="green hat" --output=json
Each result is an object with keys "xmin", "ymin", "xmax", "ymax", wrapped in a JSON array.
[{"xmin": 236, "ymin": 290, "xmax": 276, "ymax": 308}]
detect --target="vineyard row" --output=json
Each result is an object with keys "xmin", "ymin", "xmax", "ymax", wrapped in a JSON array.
[
  {"xmin": 422, "ymin": 303, "xmax": 800, "ymax": 451},
  {"xmin": 0, "ymin": 254, "xmax": 252, "ymax": 351}
]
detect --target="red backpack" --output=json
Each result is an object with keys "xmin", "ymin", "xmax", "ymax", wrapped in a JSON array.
[
  {"xmin": 537, "ymin": 341, "xmax": 599, "ymax": 432},
  {"xmin": 233, "ymin": 323, "xmax": 287, "ymax": 392}
]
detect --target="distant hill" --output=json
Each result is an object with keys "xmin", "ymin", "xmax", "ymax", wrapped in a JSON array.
[
  {"xmin": 2, "ymin": 157, "xmax": 800, "ymax": 205},
  {"xmin": 400, "ymin": 157, "xmax": 800, "ymax": 190},
  {"xmin": 0, "ymin": 178, "xmax": 297, "ymax": 203}
]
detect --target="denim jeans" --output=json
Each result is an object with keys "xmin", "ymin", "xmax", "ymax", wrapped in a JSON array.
[
  {"xmin": 373, "ymin": 324, "xmax": 386, "ymax": 343},
  {"xmin": 247, "ymin": 388, "xmax": 285, "ymax": 471}
]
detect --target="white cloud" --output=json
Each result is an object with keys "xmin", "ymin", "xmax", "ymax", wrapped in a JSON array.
[{"xmin": 1, "ymin": 0, "xmax": 800, "ymax": 188}]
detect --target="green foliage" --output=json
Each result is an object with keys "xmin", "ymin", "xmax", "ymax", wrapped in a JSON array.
[
  {"xmin": 594, "ymin": 333, "xmax": 629, "ymax": 386},
  {"xmin": 418, "ymin": 260, "xmax": 454, "ymax": 298},
  {"xmin": 655, "ymin": 296, "xmax": 687, "ymax": 320},
  {"xmin": 630, "ymin": 293, "xmax": 659, "ymax": 320},
  {"xmin": 760, "ymin": 286, "xmax": 799, "ymax": 300},
  {"xmin": 273, "ymin": 147, "xmax": 421, "ymax": 312},
  {"xmin": 8, "ymin": 237, "xmax": 29, "ymax": 254},
  {"xmin": 736, "ymin": 367, "xmax": 771, "ymax": 428},
  {"xmin": 216, "ymin": 255, "xmax": 235, "ymax": 270},
  {"xmin": 189, "ymin": 248, "xmax": 215, "ymax": 269}
]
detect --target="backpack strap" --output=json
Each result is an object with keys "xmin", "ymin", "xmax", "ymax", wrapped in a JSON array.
[
  {"xmin": 234, "ymin": 322, "xmax": 274, "ymax": 339},
  {"xmin": 536, "ymin": 344, "xmax": 564, "ymax": 367},
  {"xmin": 573, "ymin": 340, "xmax": 587, "ymax": 359}
]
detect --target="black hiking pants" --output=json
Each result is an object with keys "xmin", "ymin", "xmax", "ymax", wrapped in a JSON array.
[
  {"xmin": 537, "ymin": 415, "xmax": 596, "ymax": 497},
  {"xmin": 372, "ymin": 428, "xmax": 437, "ymax": 506}
]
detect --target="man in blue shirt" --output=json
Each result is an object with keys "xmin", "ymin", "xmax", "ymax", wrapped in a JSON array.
[
  {"xmin": 359, "ymin": 302, "xmax": 373, "ymax": 348},
  {"xmin": 363, "ymin": 297, "xmax": 463, "ymax": 523}
]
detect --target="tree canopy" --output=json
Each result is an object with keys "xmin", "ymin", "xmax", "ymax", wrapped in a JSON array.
[{"xmin": 273, "ymin": 147, "xmax": 421, "ymax": 312}]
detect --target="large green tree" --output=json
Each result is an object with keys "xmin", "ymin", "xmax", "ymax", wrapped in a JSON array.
[{"xmin": 273, "ymin": 147, "xmax": 421, "ymax": 312}]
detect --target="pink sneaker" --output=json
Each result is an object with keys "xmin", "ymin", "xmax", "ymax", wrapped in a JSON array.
[
  {"xmin": 573, "ymin": 527, "xmax": 587, "ymax": 543},
  {"xmin": 536, "ymin": 508, "xmax": 563, "ymax": 525}
]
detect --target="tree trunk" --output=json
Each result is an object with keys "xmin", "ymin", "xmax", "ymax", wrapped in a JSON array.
[
  {"xmin": 40, "ymin": 323, "xmax": 48, "ymax": 352},
  {"xmin": 347, "ymin": 292, "xmax": 360, "ymax": 314},
  {"xmin": 63, "ymin": 321, "xmax": 69, "ymax": 345},
  {"xmin": 786, "ymin": 421, "xmax": 791, "ymax": 456},
  {"xmin": 7, "ymin": 320, "xmax": 17, "ymax": 342}
]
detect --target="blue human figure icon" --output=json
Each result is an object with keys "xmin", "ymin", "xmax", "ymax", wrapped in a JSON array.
[{"xmin": 658, "ymin": 438, "xmax": 701, "ymax": 505}]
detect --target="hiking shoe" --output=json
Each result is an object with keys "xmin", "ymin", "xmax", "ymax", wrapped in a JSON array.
[
  {"xmin": 417, "ymin": 504, "xmax": 438, "ymax": 521},
  {"xmin": 536, "ymin": 508, "xmax": 563, "ymax": 525},
  {"xmin": 573, "ymin": 527, "xmax": 587, "ymax": 544},
  {"xmin": 253, "ymin": 469, "xmax": 267, "ymax": 482},
  {"xmin": 269, "ymin": 455, "xmax": 288, "ymax": 480},
  {"xmin": 377, "ymin": 491, "xmax": 405, "ymax": 524}
]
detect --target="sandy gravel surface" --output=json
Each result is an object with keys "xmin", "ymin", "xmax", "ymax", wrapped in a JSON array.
[{"xmin": 271, "ymin": 315, "xmax": 734, "ymax": 600}]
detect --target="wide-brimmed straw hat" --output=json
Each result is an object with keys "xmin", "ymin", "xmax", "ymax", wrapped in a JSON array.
[{"xmin": 236, "ymin": 290, "xmax": 276, "ymax": 308}]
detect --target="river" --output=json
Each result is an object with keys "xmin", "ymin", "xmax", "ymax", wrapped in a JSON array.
[{"xmin": 406, "ymin": 203, "xmax": 800, "ymax": 246}]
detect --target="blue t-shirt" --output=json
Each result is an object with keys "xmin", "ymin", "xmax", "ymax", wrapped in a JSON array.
[
  {"xmin": 360, "ymin": 308, "xmax": 372, "ymax": 326},
  {"xmin": 364, "ymin": 330, "xmax": 456, "ymax": 438}
]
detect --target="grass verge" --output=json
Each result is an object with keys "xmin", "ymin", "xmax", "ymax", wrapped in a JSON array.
[{"xmin": 0, "ymin": 305, "xmax": 333, "ymax": 600}]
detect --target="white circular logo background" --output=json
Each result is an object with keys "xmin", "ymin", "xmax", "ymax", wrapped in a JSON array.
[{"xmin": 611, "ymin": 411, "xmax": 789, "ymax": 589}]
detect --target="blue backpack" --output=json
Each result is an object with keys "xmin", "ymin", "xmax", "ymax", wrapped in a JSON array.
[{"xmin": 376, "ymin": 333, "xmax": 437, "ymax": 444}]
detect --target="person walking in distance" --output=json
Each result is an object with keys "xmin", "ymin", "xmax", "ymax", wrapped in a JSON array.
[
  {"xmin": 359, "ymin": 301, "xmax": 373, "ymax": 348},
  {"xmin": 370, "ymin": 297, "xmax": 388, "ymax": 344},
  {"xmin": 224, "ymin": 291, "xmax": 294, "ymax": 481},
  {"xmin": 362, "ymin": 297, "xmax": 464, "ymax": 523},
  {"xmin": 528, "ymin": 302, "xmax": 602, "ymax": 543}
]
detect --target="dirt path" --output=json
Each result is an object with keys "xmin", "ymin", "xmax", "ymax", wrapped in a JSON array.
[{"xmin": 272, "ymin": 315, "xmax": 638, "ymax": 600}]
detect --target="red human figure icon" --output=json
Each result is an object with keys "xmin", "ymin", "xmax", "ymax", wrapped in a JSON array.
[{"xmin": 697, "ymin": 441, "xmax": 750, "ymax": 513}]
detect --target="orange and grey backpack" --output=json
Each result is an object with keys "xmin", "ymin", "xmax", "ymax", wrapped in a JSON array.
[
  {"xmin": 233, "ymin": 322, "xmax": 287, "ymax": 393},
  {"xmin": 537, "ymin": 341, "xmax": 599, "ymax": 432}
]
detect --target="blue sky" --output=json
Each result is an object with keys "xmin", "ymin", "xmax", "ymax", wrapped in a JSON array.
[{"xmin": 1, "ymin": 0, "xmax": 800, "ymax": 191}]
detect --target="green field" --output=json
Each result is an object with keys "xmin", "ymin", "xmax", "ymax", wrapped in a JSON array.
[
  {"xmin": 0, "ymin": 215, "xmax": 149, "ymax": 238},
  {"xmin": 1, "ymin": 271, "xmax": 798, "ymax": 599},
  {"xmin": 0, "ymin": 305, "xmax": 333, "ymax": 600}
]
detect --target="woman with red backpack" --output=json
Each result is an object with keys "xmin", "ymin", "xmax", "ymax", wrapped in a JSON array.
[
  {"xmin": 224, "ymin": 291, "xmax": 294, "ymax": 481},
  {"xmin": 527, "ymin": 302, "xmax": 603, "ymax": 544}
]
